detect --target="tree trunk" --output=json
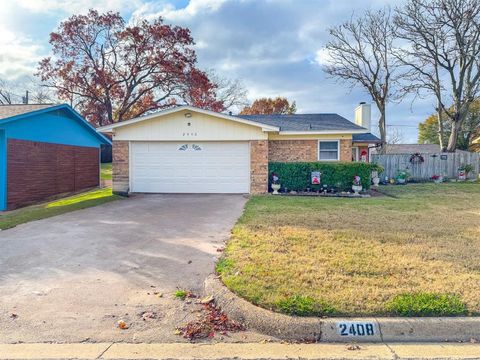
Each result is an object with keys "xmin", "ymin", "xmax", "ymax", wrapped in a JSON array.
[
  {"xmin": 446, "ymin": 120, "xmax": 462, "ymax": 152},
  {"xmin": 378, "ymin": 103, "xmax": 387, "ymax": 154},
  {"xmin": 436, "ymin": 104, "xmax": 445, "ymax": 151}
]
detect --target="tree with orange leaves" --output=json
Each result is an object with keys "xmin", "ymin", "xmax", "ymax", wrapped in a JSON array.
[
  {"xmin": 239, "ymin": 97, "xmax": 296, "ymax": 115},
  {"xmin": 37, "ymin": 10, "xmax": 223, "ymax": 126}
]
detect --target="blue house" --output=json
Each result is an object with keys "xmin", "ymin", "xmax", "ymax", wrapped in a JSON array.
[{"xmin": 0, "ymin": 104, "xmax": 111, "ymax": 211}]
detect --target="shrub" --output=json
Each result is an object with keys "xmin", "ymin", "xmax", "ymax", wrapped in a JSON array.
[
  {"xmin": 276, "ymin": 295, "xmax": 337, "ymax": 316},
  {"xmin": 269, "ymin": 162, "xmax": 381, "ymax": 191},
  {"xmin": 386, "ymin": 293, "xmax": 467, "ymax": 316}
]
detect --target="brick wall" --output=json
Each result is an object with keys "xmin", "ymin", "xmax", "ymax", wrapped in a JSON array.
[
  {"xmin": 250, "ymin": 140, "xmax": 268, "ymax": 194},
  {"xmin": 268, "ymin": 140, "xmax": 317, "ymax": 162},
  {"xmin": 340, "ymin": 139, "xmax": 352, "ymax": 162},
  {"xmin": 7, "ymin": 139, "xmax": 99, "ymax": 210},
  {"xmin": 112, "ymin": 140, "xmax": 129, "ymax": 194},
  {"xmin": 268, "ymin": 139, "xmax": 352, "ymax": 162}
]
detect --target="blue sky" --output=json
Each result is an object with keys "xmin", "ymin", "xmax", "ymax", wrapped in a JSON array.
[{"xmin": 0, "ymin": 0, "xmax": 432, "ymax": 142}]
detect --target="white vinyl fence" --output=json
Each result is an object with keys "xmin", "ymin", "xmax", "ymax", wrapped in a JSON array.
[{"xmin": 371, "ymin": 152, "xmax": 480, "ymax": 180}]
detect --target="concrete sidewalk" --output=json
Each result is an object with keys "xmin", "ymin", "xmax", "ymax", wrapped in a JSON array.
[{"xmin": 1, "ymin": 342, "xmax": 480, "ymax": 360}]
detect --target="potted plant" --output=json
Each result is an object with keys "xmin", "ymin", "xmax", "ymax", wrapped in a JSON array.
[
  {"xmin": 431, "ymin": 174, "xmax": 443, "ymax": 184},
  {"xmin": 271, "ymin": 172, "xmax": 281, "ymax": 195},
  {"xmin": 395, "ymin": 169, "xmax": 410, "ymax": 184},
  {"xmin": 371, "ymin": 163, "xmax": 384, "ymax": 187},
  {"xmin": 372, "ymin": 170, "xmax": 380, "ymax": 186},
  {"xmin": 352, "ymin": 175, "xmax": 362, "ymax": 195},
  {"xmin": 458, "ymin": 164, "xmax": 474, "ymax": 181}
]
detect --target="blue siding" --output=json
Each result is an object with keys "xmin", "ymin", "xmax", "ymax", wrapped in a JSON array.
[
  {"xmin": 0, "ymin": 130, "xmax": 6, "ymax": 210},
  {"xmin": 1, "ymin": 108, "xmax": 105, "ymax": 148},
  {"xmin": 0, "ymin": 105, "xmax": 109, "ymax": 211}
]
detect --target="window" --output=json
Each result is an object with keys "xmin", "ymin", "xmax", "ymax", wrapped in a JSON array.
[{"xmin": 318, "ymin": 140, "xmax": 339, "ymax": 161}]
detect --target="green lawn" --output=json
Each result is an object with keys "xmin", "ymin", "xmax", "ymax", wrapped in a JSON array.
[
  {"xmin": 101, "ymin": 162, "xmax": 112, "ymax": 180},
  {"xmin": 217, "ymin": 183, "xmax": 480, "ymax": 317},
  {"xmin": 0, "ymin": 188, "xmax": 120, "ymax": 230}
]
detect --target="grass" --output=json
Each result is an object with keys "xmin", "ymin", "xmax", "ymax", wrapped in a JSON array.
[
  {"xmin": 0, "ymin": 188, "xmax": 120, "ymax": 230},
  {"xmin": 101, "ymin": 162, "xmax": 112, "ymax": 180},
  {"xmin": 174, "ymin": 290, "xmax": 189, "ymax": 300},
  {"xmin": 386, "ymin": 293, "xmax": 467, "ymax": 317},
  {"xmin": 217, "ymin": 183, "xmax": 480, "ymax": 316}
]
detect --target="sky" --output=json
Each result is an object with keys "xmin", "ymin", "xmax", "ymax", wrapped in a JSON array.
[{"xmin": 0, "ymin": 0, "xmax": 434, "ymax": 142}]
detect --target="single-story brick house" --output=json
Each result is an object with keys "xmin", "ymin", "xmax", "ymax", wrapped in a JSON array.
[
  {"xmin": 98, "ymin": 103, "xmax": 380, "ymax": 194},
  {"xmin": 0, "ymin": 104, "xmax": 111, "ymax": 210}
]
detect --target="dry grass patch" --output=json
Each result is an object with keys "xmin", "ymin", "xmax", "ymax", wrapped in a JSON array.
[{"xmin": 218, "ymin": 183, "xmax": 480, "ymax": 316}]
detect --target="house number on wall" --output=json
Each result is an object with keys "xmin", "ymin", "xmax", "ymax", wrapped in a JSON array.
[
  {"xmin": 182, "ymin": 132, "xmax": 198, "ymax": 136},
  {"xmin": 336, "ymin": 322, "xmax": 376, "ymax": 337}
]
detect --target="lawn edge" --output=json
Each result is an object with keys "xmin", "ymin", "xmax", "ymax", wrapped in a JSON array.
[
  {"xmin": 205, "ymin": 275, "xmax": 480, "ymax": 343},
  {"xmin": 0, "ymin": 188, "xmax": 121, "ymax": 231}
]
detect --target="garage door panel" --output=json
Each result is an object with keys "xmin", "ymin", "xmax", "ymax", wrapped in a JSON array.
[{"xmin": 131, "ymin": 142, "xmax": 250, "ymax": 193}]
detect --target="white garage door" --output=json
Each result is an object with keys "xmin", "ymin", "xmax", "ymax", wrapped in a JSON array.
[{"xmin": 131, "ymin": 142, "xmax": 250, "ymax": 193}]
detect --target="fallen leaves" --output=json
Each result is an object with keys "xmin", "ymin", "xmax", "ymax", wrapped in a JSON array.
[
  {"xmin": 118, "ymin": 320, "xmax": 129, "ymax": 329},
  {"xmin": 347, "ymin": 344, "xmax": 361, "ymax": 351},
  {"xmin": 175, "ymin": 301, "xmax": 244, "ymax": 340}
]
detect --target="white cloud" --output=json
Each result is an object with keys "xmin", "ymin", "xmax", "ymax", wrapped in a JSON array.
[
  {"xmin": 314, "ymin": 48, "xmax": 333, "ymax": 66},
  {"xmin": 0, "ymin": 26, "xmax": 44, "ymax": 80},
  {"xmin": 131, "ymin": 0, "xmax": 226, "ymax": 22},
  {"xmin": 16, "ymin": 0, "xmax": 142, "ymax": 14}
]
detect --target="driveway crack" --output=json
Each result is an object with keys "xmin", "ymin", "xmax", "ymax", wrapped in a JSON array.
[
  {"xmin": 384, "ymin": 343, "xmax": 399, "ymax": 360},
  {"xmin": 96, "ymin": 342, "xmax": 115, "ymax": 359}
]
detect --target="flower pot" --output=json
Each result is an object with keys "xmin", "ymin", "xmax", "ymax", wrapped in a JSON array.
[
  {"xmin": 352, "ymin": 185, "xmax": 362, "ymax": 195},
  {"xmin": 396, "ymin": 178, "xmax": 406, "ymax": 184},
  {"xmin": 372, "ymin": 177, "xmax": 380, "ymax": 186},
  {"xmin": 271, "ymin": 183, "xmax": 281, "ymax": 195}
]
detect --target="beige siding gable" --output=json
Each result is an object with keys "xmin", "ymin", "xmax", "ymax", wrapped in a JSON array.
[{"xmin": 113, "ymin": 110, "xmax": 267, "ymax": 141}]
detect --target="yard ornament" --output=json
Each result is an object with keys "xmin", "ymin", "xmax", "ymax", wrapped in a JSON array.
[{"xmin": 311, "ymin": 172, "xmax": 321, "ymax": 185}]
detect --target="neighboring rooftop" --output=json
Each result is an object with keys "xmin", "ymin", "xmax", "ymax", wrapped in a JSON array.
[
  {"xmin": 0, "ymin": 104, "xmax": 55, "ymax": 120},
  {"xmin": 237, "ymin": 113, "xmax": 366, "ymax": 132},
  {"xmin": 352, "ymin": 133, "xmax": 381, "ymax": 143}
]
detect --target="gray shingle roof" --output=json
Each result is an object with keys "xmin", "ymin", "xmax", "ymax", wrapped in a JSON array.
[
  {"xmin": 352, "ymin": 133, "xmax": 381, "ymax": 143},
  {"xmin": 0, "ymin": 104, "xmax": 56, "ymax": 120},
  {"xmin": 237, "ymin": 113, "xmax": 366, "ymax": 132}
]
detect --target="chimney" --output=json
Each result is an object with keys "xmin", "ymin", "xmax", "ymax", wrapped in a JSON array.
[{"xmin": 354, "ymin": 102, "xmax": 371, "ymax": 131}]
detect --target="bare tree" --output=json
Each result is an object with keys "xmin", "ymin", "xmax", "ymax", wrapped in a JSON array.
[
  {"xmin": 395, "ymin": 0, "xmax": 480, "ymax": 152},
  {"xmin": 324, "ymin": 8, "xmax": 401, "ymax": 153},
  {"xmin": 30, "ymin": 87, "xmax": 55, "ymax": 104},
  {"xmin": 0, "ymin": 79, "xmax": 14, "ymax": 105},
  {"xmin": 387, "ymin": 127, "xmax": 405, "ymax": 144},
  {"xmin": 27, "ymin": 78, "xmax": 56, "ymax": 104},
  {"xmin": 206, "ymin": 70, "xmax": 248, "ymax": 112}
]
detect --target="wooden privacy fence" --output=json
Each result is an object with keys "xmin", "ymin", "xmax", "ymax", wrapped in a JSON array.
[{"xmin": 371, "ymin": 152, "xmax": 480, "ymax": 180}]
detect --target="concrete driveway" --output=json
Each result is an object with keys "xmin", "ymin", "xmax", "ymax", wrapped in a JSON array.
[{"xmin": 0, "ymin": 194, "xmax": 263, "ymax": 343}]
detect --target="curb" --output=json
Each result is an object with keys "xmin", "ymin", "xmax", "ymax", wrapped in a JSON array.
[
  {"xmin": 2, "ymin": 342, "xmax": 480, "ymax": 360},
  {"xmin": 205, "ymin": 275, "xmax": 480, "ymax": 343}
]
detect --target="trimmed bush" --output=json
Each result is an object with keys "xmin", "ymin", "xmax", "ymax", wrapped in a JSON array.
[
  {"xmin": 386, "ymin": 293, "xmax": 467, "ymax": 316},
  {"xmin": 269, "ymin": 162, "xmax": 381, "ymax": 192},
  {"xmin": 277, "ymin": 295, "xmax": 337, "ymax": 316}
]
